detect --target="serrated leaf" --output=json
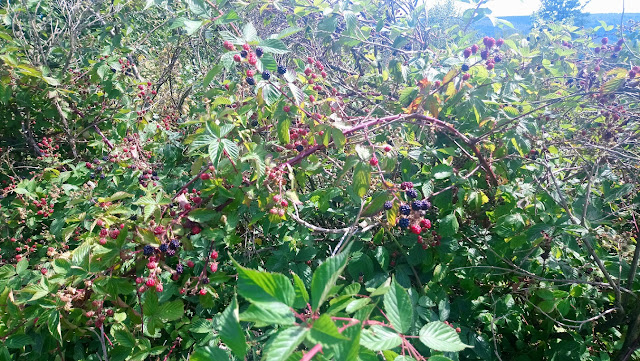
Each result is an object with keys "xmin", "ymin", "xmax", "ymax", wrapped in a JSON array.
[
  {"xmin": 259, "ymin": 38, "xmax": 290, "ymax": 54},
  {"xmin": 240, "ymin": 302, "xmax": 295, "ymax": 325},
  {"xmin": 360, "ymin": 325, "xmax": 402, "ymax": 351},
  {"xmin": 158, "ymin": 300, "xmax": 184, "ymax": 320},
  {"xmin": 232, "ymin": 259, "xmax": 295, "ymax": 306},
  {"xmin": 353, "ymin": 163, "xmax": 371, "ymax": 198},
  {"xmin": 439, "ymin": 213, "xmax": 459, "ymax": 237},
  {"xmin": 277, "ymin": 26, "xmax": 303, "ymax": 39},
  {"xmin": 277, "ymin": 118, "xmax": 291, "ymax": 144},
  {"xmin": 218, "ymin": 298, "xmax": 247, "ymax": 358},
  {"xmin": 432, "ymin": 164, "xmax": 453, "ymax": 179},
  {"xmin": 288, "ymin": 83, "xmax": 304, "ymax": 105},
  {"xmin": 292, "ymin": 272, "xmax": 309, "ymax": 308},
  {"xmin": 419, "ymin": 322, "xmax": 471, "ymax": 352},
  {"xmin": 263, "ymin": 326, "xmax": 309, "ymax": 361},
  {"xmin": 346, "ymin": 298, "xmax": 371, "ymax": 313},
  {"xmin": 221, "ymin": 139, "xmax": 239, "ymax": 162},
  {"xmin": 113, "ymin": 327, "xmax": 136, "ymax": 348},
  {"xmin": 309, "ymin": 314, "xmax": 349, "ymax": 346},
  {"xmin": 242, "ymin": 23, "xmax": 258, "ymax": 42},
  {"xmin": 383, "ymin": 279, "xmax": 413, "ymax": 333},
  {"xmin": 190, "ymin": 346, "xmax": 229, "ymax": 361},
  {"xmin": 311, "ymin": 251, "xmax": 349, "ymax": 311}
]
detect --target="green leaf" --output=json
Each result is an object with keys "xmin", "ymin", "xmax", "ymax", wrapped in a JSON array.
[
  {"xmin": 232, "ymin": 259, "xmax": 296, "ymax": 306},
  {"xmin": 418, "ymin": 321, "xmax": 471, "ymax": 352},
  {"xmin": 276, "ymin": 26, "xmax": 303, "ymax": 39},
  {"xmin": 359, "ymin": 325, "xmax": 402, "ymax": 351},
  {"xmin": 240, "ymin": 302, "xmax": 296, "ymax": 325},
  {"xmin": 218, "ymin": 298, "xmax": 247, "ymax": 358},
  {"xmin": 308, "ymin": 314, "xmax": 349, "ymax": 346},
  {"xmin": 292, "ymin": 272, "xmax": 310, "ymax": 308},
  {"xmin": 288, "ymin": 83, "xmax": 304, "ymax": 105},
  {"xmin": 383, "ymin": 278, "xmax": 413, "ymax": 333},
  {"xmin": 190, "ymin": 346, "xmax": 229, "ymax": 361},
  {"xmin": 258, "ymin": 39, "xmax": 290, "ymax": 54},
  {"xmin": 113, "ymin": 327, "xmax": 137, "ymax": 348},
  {"xmin": 346, "ymin": 298, "xmax": 371, "ymax": 313},
  {"xmin": 353, "ymin": 163, "xmax": 371, "ymax": 198},
  {"xmin": 158, "ymin": 300, "xmax": 184, "ymax": 321},
  {"xmin": 48, "ymin": 311, "xmax": 62, "ymax": 343},
  {"xmin": 439, "ymin": 213, "xmax": 459, "ymax": 237},
  {"xmin": 310, "ymin": 251, "xmax": 349, "ymax": 311},
  {"xmin": 277, "ymin": 118, "xmax": 291, "ymax": 144},
  {"xmin": 203, "ymin": 64, "xmax": 222, "ymax": 87},
  {"xmin": 263, "ymin": 326, "xmax": 309, "ymax": 361},
  {"xmin": 432, "ymin": 164, "xmax": 453, "ymax": 180},
  {"xmin": 242, "ymin": 23, "xmax": 258, "ymax": 42}
]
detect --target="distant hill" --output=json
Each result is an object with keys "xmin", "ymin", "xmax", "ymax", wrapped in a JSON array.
[{"xmin": 472, "ymin": 13, "xmax": 640, "ymax": 37}]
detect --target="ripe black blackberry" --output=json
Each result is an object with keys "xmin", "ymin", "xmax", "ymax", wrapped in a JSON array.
[
  {"xmin": 398, "ymin": 218, "xmax": 410, "ymax": 228},
  {"xmin": 202, "ymin": 277, "xmax": 210, "ymax": 284},
  {"xmin": 411, "ymin": 201, "xmax": 423, "ymax": 211},
  {"xmin": 166, "ymin": 249, "xmax": 176, "ymax": 256},
  {"xmin": 246, "ymin": 77, "xmax": 255, "ymax": 85},
  {"xmin": 262, "ymin": 71, "xmax": 271, "ymax": 80},
  {"xmin": 406, "ymin": 189, "xmax": 418, "ymax": 199},
  {"xmin": 461, "ymin": 64, "xmax": 469, "ymax": 72},
  {"xmin": 421, "ymin": 200, "xmax": 431, "ymax": 210},
  {"xmin": 255, "ymin": 47, "xmax": 263, "ymax": 57},
  {"xmin": 296, "ymin": 145, "xmax": 304, "ymax": 152},
  {"xmin": 159, "ymin": 243, "xmax": 168, "ymax": 253},
  {"xmin": 176, "ymin": 263, "xmax": 184, "ymax": 274},
  {"xmin": 240, "ymin": 50, "xmax": 248, "ymax": 58},
  {"xmin": 143, "ymin": 245, "xmax": 155, "ymax": 256},
  {"xmin": 399, "ymin": 204, "xmax": 411, "ymax": 215},
  {"xmin": 383, "ymin": 201, "xmax": 393, "ymax": 210},
  {"xmin": 277, "ymin": 65, "xmax": 287, "ymax": 75}
]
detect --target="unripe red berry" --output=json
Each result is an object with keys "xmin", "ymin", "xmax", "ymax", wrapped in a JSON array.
[
  {"xmin": 145, "ymin": 278, "xmax": 156, "ymax": 287},
  {"xmin": 383, "ymin": 145, "xmax": 392, "ymax": 152},
  {"xmin": 369, "ymin": 157, "xmax": 378, "ymax": 166},
  {"xmin": 136, "ymin": 277, "xmax": 143, "ymax": 284},
  {"xmin": 242, "ymin": 43, "xmax": 250, "ymax": 51},
  {"xmin": 200, "ymin": 173, "xmax": 210, "ymax": 180},
  {"xmin": 192, "ymin": 225, "xmax": 201, "ymax": 235},
  {"xmin": 155, "ymin": 284, "xmax": 163, "ymax": 292},
  {"xmin": 602, "ymin": 37, "xmax": 609, "ymax": 45},
  {"xmin": 463, "ymin": 48, "xmax": 471, "ymax": 58},
  {"xmin": 209, "ymin": 263, "xmax": 218, "ymax": 273},
  {"xmin": 210, "ymin": 250, "xmax": 219, "ymax": 260},
  {"xmin": 283, "ymin": 105, "xmax": 290, "ymax": 112},
  {"xmin": 187, "ymin": 260, "xmax": 195, "ymax": 268},
  {"xmin": 409, "ymin": 224, "xmax": 421, "ymax": 235},
  {"xmin": 199, "ymin": 288, "xmax": 207, "ymax": 295},
  {"xmin": 41, "ymin": 268, "xmax": 48, "ymax": 275},
  {"xmin": 233, "ymin": 54, "xmax": 241, "ymax": 62},
  {"xmin": 280, "ymin": 200, "xmax": 288, "ymax": 207}
]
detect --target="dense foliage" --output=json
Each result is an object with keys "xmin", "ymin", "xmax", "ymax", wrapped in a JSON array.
[{"xmin": 1, "ymin": 0, "xmax": 640, "ymax": 360}]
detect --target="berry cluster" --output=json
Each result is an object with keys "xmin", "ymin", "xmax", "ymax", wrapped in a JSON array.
[
  {"xmin": 284, "ymin": 124, "xmax": 312, "ymax": 152},
  {"xmin": 385, "ymin": 182, "xmax": 442, "ymax": 248},
  {"xmin": 35, "ymin": 137, "xmax": 60, "ymax": 160},
  {"xmin": 269, "ymin": 194, "xmax": 289, "ymax": 217}
]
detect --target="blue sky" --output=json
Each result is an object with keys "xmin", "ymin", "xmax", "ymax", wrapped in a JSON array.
[{"xmin": 434, "ymin": 0, "xmax": 640, "ymax": 17}]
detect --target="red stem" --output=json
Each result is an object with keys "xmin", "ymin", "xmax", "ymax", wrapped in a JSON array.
[{"xmin": 300, "ymin": 344, "xmax": 323, "ymax": 361}]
